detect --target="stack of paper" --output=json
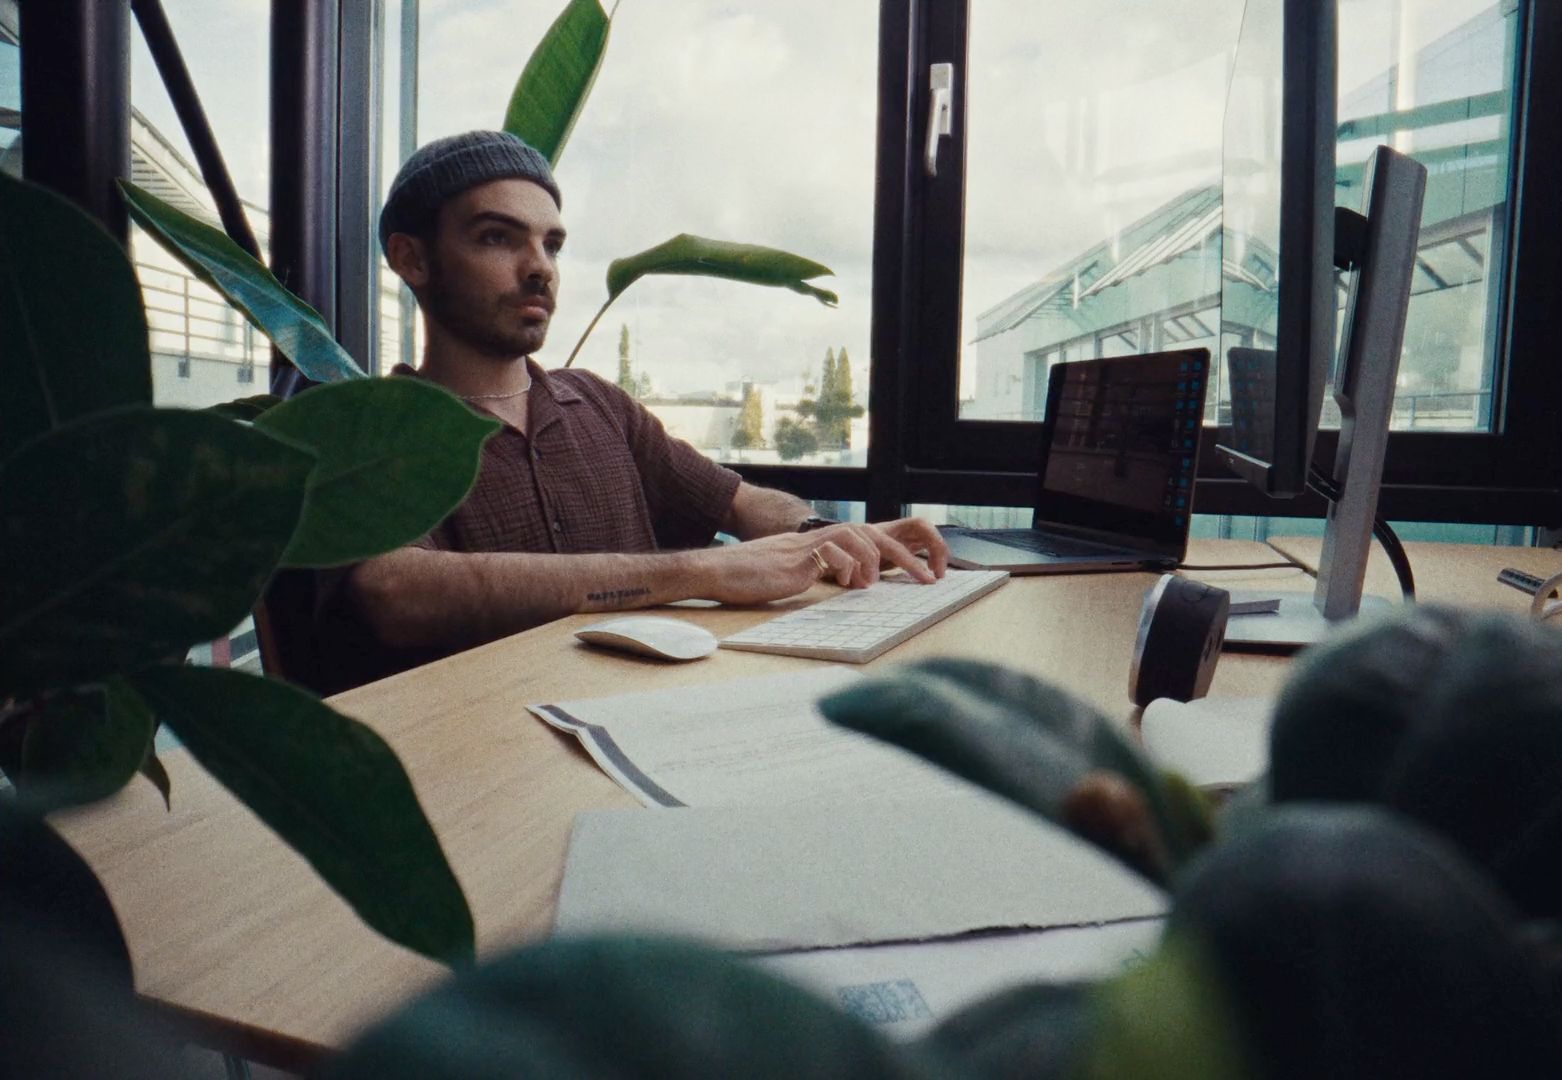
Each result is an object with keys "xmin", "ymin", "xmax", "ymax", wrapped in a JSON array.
[
  {"xmin": 529, "ymin": 668, "xmax": 1171, "ymax": 978},
  {"xmin": 555, "ymin": 794, "xmax": 1168, "ymax": 951}
]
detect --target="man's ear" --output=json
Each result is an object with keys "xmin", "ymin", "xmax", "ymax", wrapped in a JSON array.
[{"xmin": 385, "ymin": 232, "xmax": 431, "ymax": 289}]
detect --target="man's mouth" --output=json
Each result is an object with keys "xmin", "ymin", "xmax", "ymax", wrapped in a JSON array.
[{"xmin": 508, "ymin": 294, "xmax": 554, "ymax": 320}]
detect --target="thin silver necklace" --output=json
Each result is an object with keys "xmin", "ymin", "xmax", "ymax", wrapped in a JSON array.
[{"xmin": 460, "ymin": 369, "xmax": 534, "ymax": 401}]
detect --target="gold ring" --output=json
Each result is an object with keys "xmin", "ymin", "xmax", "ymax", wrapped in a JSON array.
[{"xmin": 809, "ymin": 547, "xmax": 830, "ymax": 576}]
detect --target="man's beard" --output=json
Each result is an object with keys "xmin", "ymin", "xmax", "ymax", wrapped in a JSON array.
[{"xmin": 423, "ymin": 258, "xmax": 551, "ymax": 359}]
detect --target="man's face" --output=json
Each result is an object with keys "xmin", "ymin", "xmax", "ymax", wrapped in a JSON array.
[{"xmin": 419, "ymin": 178, "xmax": 566, "ymax": 359}]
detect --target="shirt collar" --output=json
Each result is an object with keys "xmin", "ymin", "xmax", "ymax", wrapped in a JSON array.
[{"xmin": 390, "ymin": 358, "xmax": 582, "ymax": 433}]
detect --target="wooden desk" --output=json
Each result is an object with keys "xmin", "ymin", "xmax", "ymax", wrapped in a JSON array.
[
  {"xmin": 42, "ymin": 540, "xmax": 1349, "ymax": 1068},
  {"xmin": 1267, "ymin": 536, "xmax": 1562, "ymax": 613}
]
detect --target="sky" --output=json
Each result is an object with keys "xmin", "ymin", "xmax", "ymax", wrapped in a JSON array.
[{"xmin": 125, "ymin": 0, "xmax": 1499, "ymax": 401}]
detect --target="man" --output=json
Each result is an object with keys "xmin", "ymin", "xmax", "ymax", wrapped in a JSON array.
[{"xmin": 327, "ymin": 130, "xmax": 947, "ymax": 687}]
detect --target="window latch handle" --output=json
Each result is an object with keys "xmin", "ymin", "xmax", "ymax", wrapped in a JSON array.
[{"xmin": 925, "ymin": 62, "xmax": 954, "ymax": 177}]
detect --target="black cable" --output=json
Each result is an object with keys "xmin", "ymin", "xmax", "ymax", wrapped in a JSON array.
[{"xmin": 1306, "ymin": 464, "xmax": 1417, "ymax": 600}]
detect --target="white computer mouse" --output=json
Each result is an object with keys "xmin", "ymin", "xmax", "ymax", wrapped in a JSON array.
[{"xmin": 574, "ymin": 615, "xmax": 719, "ymax": 662}]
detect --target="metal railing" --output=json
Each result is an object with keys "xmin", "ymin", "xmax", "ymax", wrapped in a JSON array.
[{"xmin": 138, "ymin": 259, "xmax": 266, "ymax": 379}]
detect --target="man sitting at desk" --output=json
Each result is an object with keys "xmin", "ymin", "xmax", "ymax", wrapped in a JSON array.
[{"xmin": 322, "ymin": 130, "xmax": 948, "ymax": 688}]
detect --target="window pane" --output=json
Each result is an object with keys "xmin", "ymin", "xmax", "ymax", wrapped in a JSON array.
[
  {"xmin": 130, "ymin": 3, "xmax": 270, "ymax": 674},
  {"xmin": 958, "ymin": 1, "xmax": 1244, "ymax": 423},
  {"xmin": 129, "ymin": 0, "xmax": 270, "ymax": 413},
  {"xmin": 958, "ymin": 0, "xmax": 1519, "ymax": 440},
  {"xmin": 1, "ymin": 8, "xmax": 18, "ymax": 177},
  {"xmin": 379, "ymin": 0, "xmax": 419, "ymax": 375},
  {"xmin": 412, "ymin": 2, "xmax": 874, "ymax": 466},
  {"xmin": 1335, "ymin": 0, "xmax": 1519, "ymax": 434}
]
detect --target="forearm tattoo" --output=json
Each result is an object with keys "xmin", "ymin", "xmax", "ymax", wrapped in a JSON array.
[{"xmin": 583, "ymin": 586, "xmax": 652, "ymax": 608}]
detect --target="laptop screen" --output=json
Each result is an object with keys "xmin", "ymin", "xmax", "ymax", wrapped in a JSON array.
[{"xmin": 1032, "ymin": 349, "xmax": 1208, "ymax": 554}]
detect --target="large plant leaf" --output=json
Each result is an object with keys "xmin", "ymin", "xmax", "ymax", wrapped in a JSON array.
[
  {"xmin": 129, "ymin": 665, "xmax": 475, "ymax": 966},
  {"xmin": 818, "ymin": 659, "xmax": 1208, "ymax": 883},
  {"xmin": 0, "ymin": 800, "xmax": 135, "ymax": 993},
  {"xmin": 119, "ymin": 181, "xmax": 365, "ymax": 384},
  {"xmin": 606, "ymin": 234, "xmax": 839, "ymax": 306},
  {"xmin": 502, "ymin": 0, "xmax": 612, "ymax": 166},
  {"xmin": 0, "ymin": 407, "xmax": 314, "ymax": 699},
  {"xmin": 324, "ymin": 936, "xmax": 953, "ymax": 1079},
  {"xmin": 16, "ymin": 680, "xmax": 155, "ymax": 813},
  {"xmin": 1085, "ymin": 937, "xmax": 1250, "ymax": 1079},
  {"xmin": 256, "ymin": 378, "xmax": 500, "ymax": 567},
  {"xmin": 0, "ymin": 173, "xmax": 151, "ymax": 460},
  {"xmin": 206, "ymin": 393, "xmax": 283, "ymax": 423}
]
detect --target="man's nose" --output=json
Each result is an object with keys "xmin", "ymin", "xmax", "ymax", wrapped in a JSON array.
[{"xmin": 520, "ymin": 240, "xmax": 555, "ymax": 284}]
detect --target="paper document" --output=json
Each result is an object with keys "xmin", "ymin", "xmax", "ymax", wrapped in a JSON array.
[
  {"xmin": 755, "ymin": 920, "xmax": 1164, "ymax": 1039},
  {"xmin": 555, "ymin": 794, "xmax": 1168, "ymax": 951},
  {"xmin": 529, "ymin": 668, "xmax": 971, "ymax": 808},
  {"xmin": 1140, "ymin": 695, "xmax": 1273, "ymax": 789}
]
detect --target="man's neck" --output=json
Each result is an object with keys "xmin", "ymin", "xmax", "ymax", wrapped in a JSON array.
[{"xmin": 418, "ymin": 330, "xmax": 533, "ymax": 399}]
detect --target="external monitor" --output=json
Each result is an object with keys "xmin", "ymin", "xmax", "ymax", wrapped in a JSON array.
[{"xmin": 1217, "ymin": 0, "xmax": 1428, "ymax": 649}]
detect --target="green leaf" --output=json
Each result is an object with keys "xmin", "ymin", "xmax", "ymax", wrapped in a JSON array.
[
  {"xmin": 139, "ymin": 748, "xmax": 174, "ymax": 811},
  {"xmin": 119, "ymin": 181, "xmax": 365, "ymax": 384},
  {"xmin": 129, "ymin": 665, "xmax": 475, "ymax": 966},
  {"xmin": 324, "ymin": 936, "xmax": 951, "ymax": 1079},
  {"xmin": 17, "ymin": 680, "xmax": 155, "ymax": 813},
  {"xmin": 606, "ymin": 234, "xmax": 839, "ymax": 307},
  {"xmin": 922, "ymin": 982, "xmax": 1097, "ymax": 1078},
  {"xmin": 1084, "ymin": 936, "xmax": 1250, "ymax": 1079},
  {"xmin": 0, "ymin": 172, "xmax": 152, "ymax": 459},
  {"xmin": 0, "ymin": 407, "xmax": 314, "ymax": 699},
  {"xmin": 502, "ymin": 0, "xmax": 612, "ymax": 166},
  {"xmin": 818, "ymin": 659, "xmax": 1205, "ymax": 883},
  {"xmin": 255, "ymin": 378, "xmax": 500, "ymax": 567},
  {"xmin": 205, "ymin": 394, "xmax": 283, "ymax": 423}
]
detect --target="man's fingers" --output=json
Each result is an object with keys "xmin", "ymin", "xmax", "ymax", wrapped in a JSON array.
[
  {"xmin": 871, "ymin": 529, "xmax": 934, "ymax": 583},
  {"xmin": 813, "ymin": 541, "xmax": 859, "ymax": 588},
  {"xmin": 882, "ymin": 517, "xmax": 950, "ymax": 578},
  {"xmin": 823, "ymin": 528, "xmax": 881, "ymax": 587}
]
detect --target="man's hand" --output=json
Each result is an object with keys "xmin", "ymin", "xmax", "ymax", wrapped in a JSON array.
[{"xmin": 693, "ymin": 517, "xmax": 950, "ymax": 605}]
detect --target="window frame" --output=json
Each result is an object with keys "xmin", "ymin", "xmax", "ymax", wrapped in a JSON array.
[
  {"xmin": 323, "ymin": 0, "xmax": 1559, "ymax": 526},
  {"xmin": 882, "ymin": 0, "xmax": 1561, "ymax": 526}
]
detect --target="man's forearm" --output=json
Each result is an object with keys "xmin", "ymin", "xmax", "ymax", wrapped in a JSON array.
[
  {"xmin": 721, "ymin": 481, "xmax": 812, "ymax": 539},
  {"xmin": 348, "ymin": 546, "xmax": 709, "ymax": 652}
]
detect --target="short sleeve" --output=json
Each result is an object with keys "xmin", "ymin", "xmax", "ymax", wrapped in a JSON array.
[{"xmin": 589, "ymin": 376, "xmax": 741, "ymax": 550}]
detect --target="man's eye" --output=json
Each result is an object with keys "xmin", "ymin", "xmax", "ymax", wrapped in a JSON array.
[
  {"xmin": 479, "ymin": 230, "xmax": 508, "ymax": 245},
  {"xmin": 545, "ymin": 241, "xmax": 564, "ymax": 256}
]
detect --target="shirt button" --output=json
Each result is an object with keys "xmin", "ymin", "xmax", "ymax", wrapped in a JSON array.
[{"xmin": 553, "ymin": 520, "xmax": 563, "ymax": 532}]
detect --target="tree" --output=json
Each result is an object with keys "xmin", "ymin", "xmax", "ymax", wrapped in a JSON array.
[
  {"xmin": 731, "ymin": 383, "xmax": 763, "ymax": 450},
  {"xmin": 616, "ymin": 323, "xmax": 635, "ymax": 395},
  {"xmin": 773, "ymin": 416, "xmax": 819, "ymax": 461},
  {"xmin": 812, "ymin": 345, "xmax": 864, "ymax": 449}
]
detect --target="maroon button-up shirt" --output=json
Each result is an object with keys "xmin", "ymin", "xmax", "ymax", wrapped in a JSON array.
[{"xmin": 315, "ymin": 361, "xmax": 741, "ymax": 692}]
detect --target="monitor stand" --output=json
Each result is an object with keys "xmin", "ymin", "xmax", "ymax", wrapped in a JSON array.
[{"xmin": 1223, "ymin": 146, "xmax": 1428, "ymax": 651}]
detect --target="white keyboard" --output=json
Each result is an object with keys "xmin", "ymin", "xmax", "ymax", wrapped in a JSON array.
[{"xmin": 719, "ymin": 569, "xmax": 1010, "ymax": 663}]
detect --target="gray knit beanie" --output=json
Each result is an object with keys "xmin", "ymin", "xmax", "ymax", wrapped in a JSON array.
[{"xmin": 378, "ymin": 130, "xmax": 561, "ymax": 254}]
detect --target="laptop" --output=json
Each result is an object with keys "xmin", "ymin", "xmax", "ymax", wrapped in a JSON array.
[{"xmin": 940, "ymin": 348, "xmax": 1209, "ymax": 575}]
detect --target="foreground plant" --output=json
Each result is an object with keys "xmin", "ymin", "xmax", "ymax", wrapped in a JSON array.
[{"xmin": 0, "ymin": 170, "xmax": 489, "ymax": 965}]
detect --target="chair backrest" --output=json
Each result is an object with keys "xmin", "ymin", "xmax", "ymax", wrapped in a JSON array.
[{"xmin": 253, "ymin": 569, "xmax": 324, "ymax": 694}]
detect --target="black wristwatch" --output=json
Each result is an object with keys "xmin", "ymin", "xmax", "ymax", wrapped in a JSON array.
[{"xmin": 796, "ymin": 515, "xmax": 839, "ymax": 533}]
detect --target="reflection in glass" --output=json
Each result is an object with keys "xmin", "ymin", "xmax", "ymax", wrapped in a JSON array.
[
  {"xmin": 1334, "ymin": 0, "xmax": 1518, "ymax": 433},
  {"xmin": 959, "ymin": 1, "xmax": 1242, "ymax": 423},
  {"xmin": 960, "ymin": 0, "xmax": 1517, "ymax": 439}
]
